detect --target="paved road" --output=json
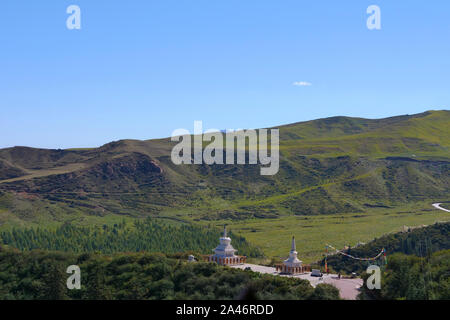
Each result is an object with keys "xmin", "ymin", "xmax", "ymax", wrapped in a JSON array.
[
  {"xmin": 432, "ymin": 203, "xmax": 450, "ymax": 213},
  {"xmin": 231, "ymin": 264, "xmax": 363, "ymax": 300}
]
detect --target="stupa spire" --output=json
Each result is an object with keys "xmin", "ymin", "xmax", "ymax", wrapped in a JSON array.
[
  {"xmin": 280, "ymin": 236, "xmax": 303, "ymax": 274},
  {"xmin": 208, "ymin": 223, "xmax": 245, "ymax": 266}
]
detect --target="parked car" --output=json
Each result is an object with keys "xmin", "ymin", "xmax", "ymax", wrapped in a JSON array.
[{"xmin": 311, "ymin": 269, "xmax": 323, "ymax": 277}]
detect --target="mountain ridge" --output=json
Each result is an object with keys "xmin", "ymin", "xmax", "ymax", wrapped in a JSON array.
[{"xmin": 0, "ymin": 110, "xmax": 448, "ymax": 228}]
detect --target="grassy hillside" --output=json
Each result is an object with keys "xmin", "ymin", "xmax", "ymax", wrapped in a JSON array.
[{"xmin": 0, "ymin": 110, "xmax": 448, "ymax": 259}]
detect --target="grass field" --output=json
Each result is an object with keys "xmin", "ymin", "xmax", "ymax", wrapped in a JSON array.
[
  {"xmin": 1, "ymin": 197, "xmax": 449, "ymax": 264},
  {"xmin": 200, "ymin": 202, "xmax": 450, "ymax": 263}
]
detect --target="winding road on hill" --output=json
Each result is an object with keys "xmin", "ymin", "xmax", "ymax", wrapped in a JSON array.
[{"xmin": 432, "ymin": 203, "xmax": 450, "ymax": 213}]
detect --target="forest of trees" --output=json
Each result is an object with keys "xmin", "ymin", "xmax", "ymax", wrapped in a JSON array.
[
  {"xmin": 0, "ymin": 218, "xmax": 263, "ymax": 258},
  {"xmin": 322, "ymin": 222, "xmax": 450, "ymax": 274},
  {"xmin": 1, "ymin": 220, "xmax": 448, "ymax": 300},
  {"xmin": 313, "ymin": 222, "xmax": 450, "ymax": 300},
  {"xmin": 359, "ymin": 249, "xmax": 450, "ymax": 300},
  {"xmin": 0, "ymin": 246, "xmax": 340, "ymax": 300}
]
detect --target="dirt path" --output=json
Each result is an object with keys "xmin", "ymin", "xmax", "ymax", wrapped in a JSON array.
[
  {"xmin": 432, "ymin": 203, "xmax": 450, "ymax": 213},
  {"xmin": 0, "ymin": 163, "xmax": 86, "ymax": 184}
]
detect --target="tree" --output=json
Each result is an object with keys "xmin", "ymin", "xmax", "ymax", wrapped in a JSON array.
[{"xmin": 309, "ymin": 284, "xmax": 340, "ymax": 300}]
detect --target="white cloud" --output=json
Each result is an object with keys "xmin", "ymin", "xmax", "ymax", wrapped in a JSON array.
[{"xmin": 292, "ymin": 81, "xmax": 312, "ymax": 87}]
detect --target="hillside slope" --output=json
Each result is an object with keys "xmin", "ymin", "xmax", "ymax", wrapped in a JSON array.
[{"xmin": 0, "ymin": 110, "xmax": 448, "ymax": 227}]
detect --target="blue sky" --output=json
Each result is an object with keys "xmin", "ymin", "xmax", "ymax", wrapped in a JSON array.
[{"xmin": 1, "ymin": 0, "xmax": 449, "ymax": 149}]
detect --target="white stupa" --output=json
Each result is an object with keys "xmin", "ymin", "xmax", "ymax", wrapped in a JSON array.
[
  {"xmin": 207, "ymin": 225, "xmax": 246, "ymax": 265},
  {"xmin": 275, "ymin": 236, "xmax": 306, "ymax": 274},
  {"xmin": 284, "ymin": 236, "xmax": 302, "ymax": 268},
  {"xmin": 213, "ymin": 225, "xmax": 237, "ymax": 258}
]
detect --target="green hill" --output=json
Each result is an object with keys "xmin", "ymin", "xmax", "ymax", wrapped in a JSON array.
[
  {"xmin": 0, "ymin": 110, "xmax": 448, "ymax": 259},
  {"xmin": 0, "ymin": 110, "xmax": 448, "ymax": 225}
]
